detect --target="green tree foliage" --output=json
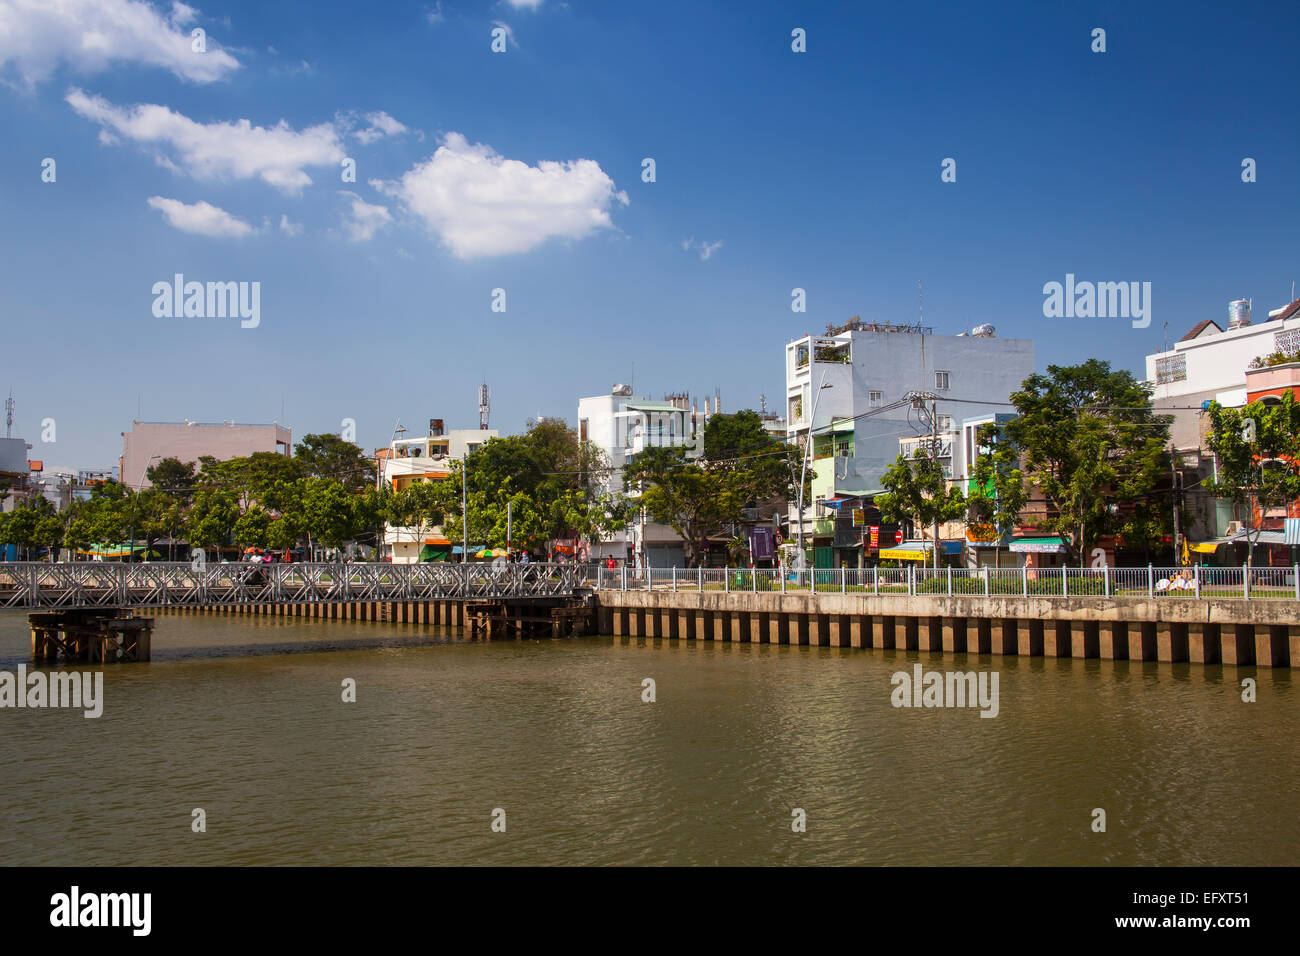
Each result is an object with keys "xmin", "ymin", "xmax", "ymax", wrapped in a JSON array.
[
  {"xmin": 294, "ymin": 433, "xmax": 376, "ymax": 492},
  {"xmin": 1203, "ymin": 390, "xmax": 1300, "ymax": 566},
  {"xmin": 1005, "ymin": 360, "xmax": 1171, "ymax": 564},
  {"xmin": 876, "ymin": 447, "xmax": 967, "ymax": 567},
  {"xmin": 623, "ymin": 411, "xmax": 798, "ymax": 567},
  {"xmin": 145, "ymin": 457, "xmax": 196, "ymax": 496},
  {"xmin": 427, "ymin": 419, "xmax": 622, "ymax": 553}
]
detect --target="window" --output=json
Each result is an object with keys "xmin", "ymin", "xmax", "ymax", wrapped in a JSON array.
[
  {"xmin": 936, "ymin": 415, "xmax": 953, "ymax": 432},
  {"xmin": 935, "ymin": 370, "xmax": 950, "ymax": 390},
  {"xmin": 1155, "ymin": 353, "xmax": 1186, "ymax": 384},
  {"xmin": 869, "ymin": 390, "xmax": 883, "ymax": 406}
]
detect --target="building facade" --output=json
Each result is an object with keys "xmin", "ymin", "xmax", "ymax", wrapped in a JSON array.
[
  {"xmin": 785, "ymin": 318, "xmax": 1035, "ymax": 566},
  {"xmin": 119, "ymin": 421, "xmax": 292, "ymax": 489}
]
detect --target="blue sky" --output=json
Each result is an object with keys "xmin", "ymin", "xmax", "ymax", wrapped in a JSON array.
[{"xmin": 1, "ymin": 0, "xmax": 1297, "ymax": 472}]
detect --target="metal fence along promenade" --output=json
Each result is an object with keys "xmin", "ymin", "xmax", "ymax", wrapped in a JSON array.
[
  {"xmin": 0, "ymin": 562, "xmax": 587, "ymax": 610},
  {"xmin": 596, "ymin": 564, "xmax": 1300, "ymax": 602}
]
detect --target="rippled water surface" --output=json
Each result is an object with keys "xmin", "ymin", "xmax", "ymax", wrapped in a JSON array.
[{"xmin": 0, "ymin": 609, "xmax": 1295, "ymax": 865}]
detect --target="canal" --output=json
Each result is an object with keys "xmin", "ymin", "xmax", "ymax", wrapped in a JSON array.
[{"xmin": 0, "ymin": 610, "xmax": 1295, "ymax": 866}]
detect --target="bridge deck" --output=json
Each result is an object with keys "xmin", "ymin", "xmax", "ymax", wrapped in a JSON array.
[{"xmin": 0, "ymin": 562, "xmax": 590, "ymax": 610}]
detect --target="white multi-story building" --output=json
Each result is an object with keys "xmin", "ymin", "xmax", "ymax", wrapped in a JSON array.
[
  {"xmin": 1143, "ymin": 295, "xmax": 1300, "ymax": 540},
  {"xmin": 378, "ymin": 422, "xmax": 499, "ymax": 563},
  {"xmin": 578, "ymin": 386, "xmax": 702, "ymax": 567},
  {"xmin": 786, "ymin": 319, "xmax": 1036, "ymax": 554}
]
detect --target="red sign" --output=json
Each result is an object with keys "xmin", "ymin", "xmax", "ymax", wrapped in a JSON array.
[
  {"xmin": 895, "ymin": 530, "xmax": 904, "ymax": 545},
  {"xmin": 868, "ymin": 526, "xmax": 880, "ymax": 548}
]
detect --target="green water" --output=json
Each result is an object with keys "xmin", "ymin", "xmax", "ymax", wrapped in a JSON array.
[{"xmin": 0, "ymin": 610, "xmax": 1295, "ymax": 865}]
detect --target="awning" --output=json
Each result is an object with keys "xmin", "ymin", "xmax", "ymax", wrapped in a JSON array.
[
  {"xmin": 1190, "ymin": 541, "xmax": 1224, "ymax": 553},
  {"xmin": 1010, "ymin": 536, "xmax": 1066, "ymax": 554}
]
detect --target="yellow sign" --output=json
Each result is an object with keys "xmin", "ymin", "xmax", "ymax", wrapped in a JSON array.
[{"xmin": 879, "ymin": 547, "xmax": 929, "ymax": 561}]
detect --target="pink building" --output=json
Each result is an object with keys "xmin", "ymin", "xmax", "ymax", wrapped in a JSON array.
[{"xmin": 119, "ymin": 421, "xmax": 292, "ymax": 489}]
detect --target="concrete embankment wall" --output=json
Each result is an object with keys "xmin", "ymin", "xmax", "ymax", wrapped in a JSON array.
[{"xmin": 594, "ymin": 590, "xmax": 1300, "ymax": 668}]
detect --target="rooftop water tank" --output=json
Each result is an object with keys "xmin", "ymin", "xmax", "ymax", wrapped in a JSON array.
[
  {"xmin": 612, "ymin": 384, "xmax": 633, "ymax": 396},
  {"xmin": 971, "ymin": 323, "xmax": 996, "ymax": 337},
  {"xmin": 1228, "ymin": 299, "xmax": 1251, "ymax": 329}
]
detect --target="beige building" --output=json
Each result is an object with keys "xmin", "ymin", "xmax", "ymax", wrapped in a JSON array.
[{"xmin": 119, "ymin": 420, "xmax": 292, "ymax": 488}]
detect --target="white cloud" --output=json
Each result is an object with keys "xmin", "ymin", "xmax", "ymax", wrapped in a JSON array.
[
  {"xmin": 0, "ymin": 0, "xmax": 238, "ymax": 87},
  {"xmin": 505, "ymin": 0, "xmax": 543, "ymax": 9},
  {"xmin": 353, "ymin": 110, "xmax": 408, "ymax": 145},
  {"xmin": 146, "ymin": 195, "xmax": 254, "ymax": 238},
  {"xmin": 340, "ymin": 191, "xmax": 391, "ymax": 242},
  {"xmin": 425, "ymin": 3, "xmax": 444, "ymax": 25},
  {"xmin": 278, "ymin": 214, "xmax": 303, "ymax": 236},
  {"xmin": 67, "ymin": 89, "xmax": 346, "ymax": 193},
  {"xmin": 374, "ymin": 132, "xmax": 628, "ymax": 259},
  {"xmin": 681, "ymin": 237, "xmax": 724, "ymax": 261}
]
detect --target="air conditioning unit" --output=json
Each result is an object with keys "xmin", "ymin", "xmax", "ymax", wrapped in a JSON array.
[{"xmin": 1225, "ymin": 521, "xmax": 1245, "ymax": 536}]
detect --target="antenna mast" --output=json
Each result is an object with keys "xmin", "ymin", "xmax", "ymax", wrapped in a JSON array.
[
  {"xmin": 478, "ymin": 381, "xmax": 491, "ymax": 430},
  {"xmin": 4, "ymin": 390, "xmax": 12, "ymax": 438}
]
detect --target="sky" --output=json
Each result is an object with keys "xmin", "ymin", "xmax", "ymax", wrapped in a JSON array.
[{"xmin": 1, "ymin": 0, "xmax": 1298, "ymax": 472}]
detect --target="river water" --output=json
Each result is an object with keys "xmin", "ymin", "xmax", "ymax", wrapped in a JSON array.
[{"xmin": 0, "ymin": 610, "xmax": 1295, "ymax": 866}]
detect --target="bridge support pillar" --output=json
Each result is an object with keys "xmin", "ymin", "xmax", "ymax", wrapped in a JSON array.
[
  {"xmin": 920, "ymin": 616, "xmax": 943, "ymax": 652},
  {"xmin": 1156, "ymin": 623, "xmax": 1189, "ymax": 663},
  {"xmin": 1129, "ymin": 622, "xmax": 1157, "ymax": 662},
  {"xmin": 769, "ymin": 613, "xmax": 788, "ymax": 645},
  {"xmin": 968, "ymin": 618, "xmax": 991, "ymax": 655},
  {"xmin": 941, "ymin": 617, "xmax": 967, "ymax": 654},
  {"xmin": 993, "ymin": 619, "xmax": 1017, "ymax": 655},
  {"xmin": 1223, "ymin": 624, "xmax": 1255, "ymax": 666},
  {"xmin": 1101, "ymin": 622, "xmax": 1128, "ymax": 660},
  {"xmin": 1259, "ymin": 626, "xmax": 1290, "ymax": 668},
  {"xmin": 1016, "ymin": 619, "xmax": 1043, "ymax": 657},
  {"xmin": 898, "ymin": 617, "xmax": 919, "ymax": 651},
  {"xmin": 876, "ymin": 615, "xmax": 895, "ymax": 650},
  {"xmin": 1045, "ymin": 621, "xmax": 1072, "ymax": 657},
  {"xmin": 1187, "ymin": 623, "xmax": 1220, "ymax": 664}
]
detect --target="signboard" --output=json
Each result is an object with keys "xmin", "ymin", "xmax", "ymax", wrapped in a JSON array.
[
  {"xmin": 895, "ymin": 530, "xmax": 904, "ymax": 545},
  {"xmin": 868, "ymin": 526, "xmax": 879, "ymax": 548},
  {"xmin": 750, "ymin": 526, "xmax": 775, "ymax": 561},
  {"xmin": 852, "ymin": 508, "xmax": 864, "ymax": 526},
  {"xmin": 774, "ymin": 532, "xmax": 784, "ymax": 546}
]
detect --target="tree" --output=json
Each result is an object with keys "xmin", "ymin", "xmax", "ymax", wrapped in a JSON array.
[
  {"xmin": 623, "ymin": 411, "xmax": 797, "ymax": 567},
  {"xmin": 294, "ymin": 433, "xmax": 375, "ymax": 492},
  {"xmin": 877, "ymin": 448, "xmax": 967, "ymax": 568},
  {"xmin": 1006, "ymin": 360, "xmax": 1171, "ymax": 564},
  {"xmin": 1203, "ymin": 390, "xmax": 1300, "ymax": 567},
  {"xmin": 623, "ymin": 444, "xmax": 742, "ymax": 567},
  {"xmin": 968, "ymin": 421, "xmax": 1028, "ymax": 567},
  {"xmin": 145, "ymin": 457, "xmax": 196, "ymax": 496},
  {"xmin": 186, "ymin": 489, "xmax": 240, "ymax": 558}
]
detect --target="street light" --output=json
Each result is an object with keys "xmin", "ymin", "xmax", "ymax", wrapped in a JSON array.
[{"xmin": 795, "ymin": 373, "xmax": 833, "ymax": 568}]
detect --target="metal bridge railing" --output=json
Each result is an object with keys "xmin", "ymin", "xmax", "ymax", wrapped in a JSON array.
[
  {"xmin": 0, "ymin": 562, "xmax": 585, "ymax": 609},
  {"xmin": 590, "ymin": 564, "xmax": 1300, "ymax": 602}
]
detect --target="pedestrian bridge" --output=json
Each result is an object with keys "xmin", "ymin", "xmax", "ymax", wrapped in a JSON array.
[{"xmin": 0, "ymin": 562, "xmax": 590, "ymax": 610}]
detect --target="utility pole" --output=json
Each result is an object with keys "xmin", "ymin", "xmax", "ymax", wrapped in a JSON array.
[
  {"xmin": 1171, "ymin": 446, "xmax": 1183, "ymax": 565},
  {"xmin": 507, "ymin": 499, "xmax": 512, "ymax": 557},
  {"xmin": 461, "ymin": 451, "xmax": 468, "ymax": 564}
]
